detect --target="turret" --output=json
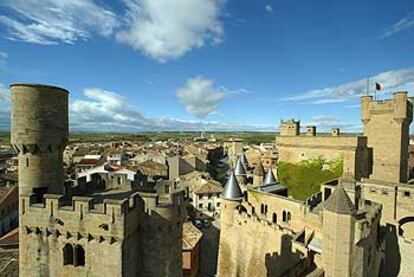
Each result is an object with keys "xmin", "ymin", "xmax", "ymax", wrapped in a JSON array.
[
  {"xmin": 234, "ymin": 157, "xmax": 247, "ymax": 186},
  {"xmin": 264, "ymin": 168, "xmax": 276, "ymax": 185},
  {"xmin": 221, "ymin": 171, "xmax": 243, "ymax": 226},
  {"xmin": 10, "ymin": 84, "xmax": 68, "ymax": 199},
  {"xmin": 279, "ymin": 119, "xmax": 300, "ymax": 136},
  {"xmin": 240, "ymin": 152, "xmax": 249, "ymax": 168},
  {"xmin": 253, "ymin": 163, "xmax": 265, "ymax": 186},
  {"xmin": 322, "ymin": 184, "xmax": 356, "ymax": 277}
]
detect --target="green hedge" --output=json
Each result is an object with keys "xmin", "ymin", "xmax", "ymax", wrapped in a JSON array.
[{"xmin": 277, "ymin": 157, "xmax": 343, "ymax": 201}]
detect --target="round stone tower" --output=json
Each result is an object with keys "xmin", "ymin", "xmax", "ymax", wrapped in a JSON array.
[{"xmin": 10, "ymin": 84, "xmax": 69, "ymax": 198}]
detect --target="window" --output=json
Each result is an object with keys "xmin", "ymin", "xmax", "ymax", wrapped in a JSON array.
[
  {"xmin": 26, "ymin": 158, "xmax": 29, "ymax": 167},
  {"xmin": 74, "ymin": 245, "xmax": 85, "ymax": 267},
  {"xmin": 165, "ymin": 185, "xmax": 170, "ymax": 193},
  {"xmin": 282, "ymin": 211, "xmax": 287, "ymax": 222},
  {"xmin": 287, "ymin": 212, "xmax": 291, "ymax": 222},
  {"xmin": 63, "ymin": 244, "xmax": 85, "ymax": 267},
  {"xmin": 216, "ymin": 202, "xmax": 221, "ymax": 208},
  {"xmin": 272, "ymin": 213, "xmax": 277, "ymax": 224},
  {"xmin": 260, "ymin": 204, "xmax": 264, "ymax": 214},
  {"xmin": 264, "ymin": 205, "xmax": 268, "ymax": 215},
  {"xmin": 63, "ymin": 244, "xmax": 74, "ymax": 265},
  {"xmin": 404, "ymin": 191, "xmax": 411, "ymax": 197},
  {"xmin": 199, "ymin": 204, "xmax": 203, "ymax": 209},
  {"xmin": 117, "ymin": 177, "xmax": 122, "ymax": 185}
]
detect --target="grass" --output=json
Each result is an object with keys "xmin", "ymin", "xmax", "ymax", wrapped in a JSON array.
[{"xmin": 277, "ymin": 157, "xmax": 343, "ymax": 201}]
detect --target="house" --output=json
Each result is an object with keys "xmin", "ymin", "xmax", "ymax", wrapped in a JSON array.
[{"xmin": 182, "ymin": 222, "xmax": 202, "ymax": 277}]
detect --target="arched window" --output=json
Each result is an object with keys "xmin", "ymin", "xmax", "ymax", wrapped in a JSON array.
[
  {"xmin": 74, "ymin": 245, "xmax": 85, "ymax": 267},
  {"xmin": 264, "ymin": 205, "xmax": 268, "ymax": 215},
  {"xmin": 260, "ymin": 204, "xmax": 264, "ymax": 214},
  {"xmin": 252, "ymin": 207, "xmax": 255, "ymax": 215},
  {"xmin": 282, "ymin": 211, "xmax": 287, "ymax": 222},
  {"xmin": 272, "ymin": 213, "xmax": 277, "ymax": 224},
  {"xmin": 63, "ymin": 244, "xmax": 74, "ymax": 265},
  {"xmin": 287, "ymin": 212, "xmax": 291, "ymax": 223}
]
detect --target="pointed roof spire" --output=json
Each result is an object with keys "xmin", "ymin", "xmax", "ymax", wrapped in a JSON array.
[
  {"xmin": 222, "ymin": 171, "xmax": 243, "ymax": 200},
  {"xmin": 253, "ymin": 162, "xmax": 265, "ymax": 176},
  {"xmin": 324, "ymin": 184, "xmax": 356, "ymax": 215},
  {"xmin": 264, "ymin": 168, "xmax": 276, "ymax": 184},
  {"xmin": 240, "ymin": 152, "xmax": 248, "ymax": 167},
  {"xmin": 234, "ymin": 157, "xmax": 246, "ymax": 176}
]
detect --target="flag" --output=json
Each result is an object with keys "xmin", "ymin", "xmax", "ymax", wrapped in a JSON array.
[{"xmin": 375, "ymin": 82, "xmax": 382, "ymax": 91}]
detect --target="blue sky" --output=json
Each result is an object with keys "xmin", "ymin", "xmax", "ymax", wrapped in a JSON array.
[{"xmin": 0, "ymin": 0, "xmax": 413, "ymax": 132}]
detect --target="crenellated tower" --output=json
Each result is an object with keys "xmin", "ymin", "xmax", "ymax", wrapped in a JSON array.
[
  {"xmin": 361, "ymin": 92, "xmax": 413, "ymax": 183},
  {"xmin": 11, "ymin": 84, "xmax": 68, "ymax": 198}
]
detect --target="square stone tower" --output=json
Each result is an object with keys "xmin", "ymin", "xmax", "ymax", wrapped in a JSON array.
[
  {"xmin": 279, "ymin": 119, "xmax": 300, "ymax": 136},
  {"xmin": 361, "ymin": 91, "xmax": 413, "ymax": 183}
]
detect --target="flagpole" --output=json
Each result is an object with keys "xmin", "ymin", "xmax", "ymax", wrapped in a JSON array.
[{"xmin": 366, "ymin": 78, "xmax": 370, "ymax": 96}]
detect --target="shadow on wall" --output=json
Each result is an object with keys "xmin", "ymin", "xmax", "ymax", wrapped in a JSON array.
[
  {"xmin": 198, "ymin": 222, "xmax": 220, "ymax": 277},
  {"xmin": 383, "ymin": 224, "xmax": 401, "ymax": 277},
  {"xmin": 265, "ymin": 234, "xmax": 308, "ymax": 277}
]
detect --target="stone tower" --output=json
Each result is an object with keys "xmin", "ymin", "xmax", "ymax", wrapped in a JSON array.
[
  {"xmin": 253, "ymin": 163, "xmax": 265, "ymax": 186},
  {"xmin": 361, "ymin": 92, "xmax": 413, "ymax": 183},
  {"xmin": 13, "ymin": 84, "xmax": 185, "ymax": 277},
  {"xmin": 279, "ymin": 119, "xmax": 300, "ymax": 136},
  {"xmin": 217, "ymin": 171, "xmax": 243, "ymax": 276},
  {"xmin": 322, "ymin": 185, "xmax": 356, "ymax": 277},
  {"xmin": 11, "ymin": 84, "xmax": 68, "ymax": 198}
]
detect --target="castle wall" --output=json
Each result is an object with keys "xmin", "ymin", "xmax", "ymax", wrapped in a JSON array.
[
  {"xmin": 218, "ymin": 210, "xmax": 304, "ymax": 277},
  {"xmin": 19, "ymin": 194, "xmax": 134, "ymax": 277},
  {"xmin": 247, "ymin": 188, "xmax": 306, "ymax": 232},
  {"xmin": 276, "ymin": 135, "xmax": 370, "ymax": 180}
]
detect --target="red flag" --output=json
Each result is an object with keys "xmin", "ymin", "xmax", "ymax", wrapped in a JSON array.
[{"xmin": 375, "ymin": 82, "xmax": 382, "ymax": 91}]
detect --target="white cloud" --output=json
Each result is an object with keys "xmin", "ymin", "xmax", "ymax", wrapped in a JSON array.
[
  {"xmin": 306, "ymin": 115, "xmax": 361, "ymax": 132},
  {"xmin": 381, "ymin": 14, "xmax": 414, "ymax": 38},
  {"xmin": 265, "ymin": 5, "xmax": 274, "ymax": 14},
  {"xmin": 281, "ymin": 67, "xmax": 414, "ymax": 104},
  {"xmin": 176, "ymin": 77, "xmax": 229, "ymax": 118},
  {"xmin": 116, "ymin": 0, "xmax": 224, "ymax": 62},
  {"xmin": 70, "ymin": 88, "xmax": 153, "ymax": 130},
  {"xmin": 0, "ymin": 84, "xmax": 11, "ymax": 129},
  {"xmin": 0, "ymin": 0, "xmax": 119, "ymax": 45},
  {"xmin": 0, "ymin": 52, "xmax": 7, "ymax": 69},
  {"xmin": 70, "ymin": 86, "xmax": 266, "ymax": 131}
]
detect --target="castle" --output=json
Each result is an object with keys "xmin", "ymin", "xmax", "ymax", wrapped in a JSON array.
[
  {"xmin": 218, "ymin": 91, "xmax": 414, "ymax": 276},
  {"xmin": 12, "ymin": 84, "xmax": 186, "ymax": 277}
]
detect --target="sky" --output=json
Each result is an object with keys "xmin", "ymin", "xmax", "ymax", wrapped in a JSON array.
[{"xmin": 0, "ymin": 0, "xmax": 413, "ymax": 132}]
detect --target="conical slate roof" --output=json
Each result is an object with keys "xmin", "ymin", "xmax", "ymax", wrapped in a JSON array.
[
  {"xmin": 234, "ymin": 157, "xmax": 247, "ymax": 176},
  {"xmin": 253, "ymin": 163, "xmax": 265, "ymax": 176},
  {"xmin": 324, "ymin": 184, "xmax": 356, "ymax": 215},
  {"xmin": 240, "ymin": 152, "xmax": 248, "ymax": 167},
  {"xmin": 264, "ymin": 168, "xmax": 276, "ymax": 184},
  {"xmin": 222, "ymin": 171, "xmax": 243, "ymax": 200}
]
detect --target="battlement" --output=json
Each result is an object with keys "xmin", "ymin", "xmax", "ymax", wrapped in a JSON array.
[
  {"xmin": 279, "ymin": 119, "xmax": 300, "ymax": 136},
  {"xmin": 20, "ymin": 188, "xmax": 185, "ymax": 238},
  {"xmin": 361, "ymin": 91, "xmax": 413, "ymax": 124},
  {"xmin": 276, "ymin": 133, "xmax": 366, "ymax": 150},
  {"xmin": 234, "ymin": 209, "xmax": 296, "ymax": 236},
  {"xmin": 354, "ymin": 202, "xmax": 382, "ymax": 243}
]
